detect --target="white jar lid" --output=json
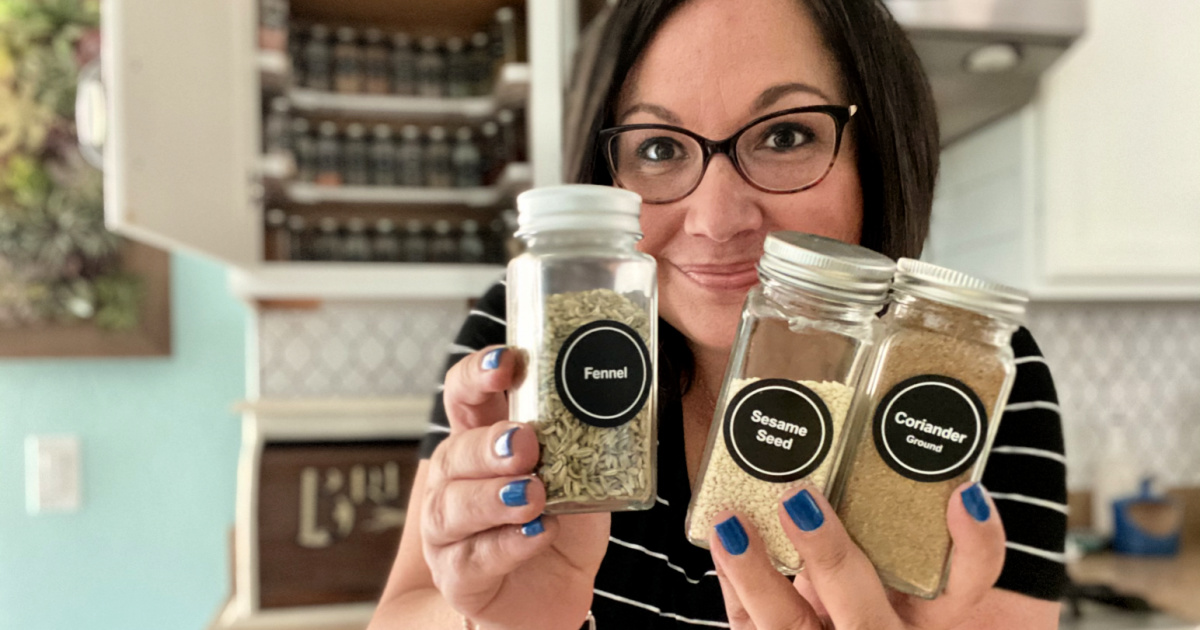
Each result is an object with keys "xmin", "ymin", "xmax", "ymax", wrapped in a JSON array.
[
  {"xmin": 515, "ymin": 185, "xmax": 643, "ymax": 237},
  {"xmin": 759, "ymin": 231, "xmax": 895, "ymax": 306},
  {"xmin": 894, "ymin": 258, "xmax": 1028, "ymax": 322}
]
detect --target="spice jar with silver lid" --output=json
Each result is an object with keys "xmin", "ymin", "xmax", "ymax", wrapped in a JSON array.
[
  {"xmin": 507, "ymin": 185, "xmax": 657, "ymax": 514},
  {"xmin": 828, "ymin": 258, "xmax": 1028, "ymax": 599},
  {"xmin": 684, "ymin": 231, "xmax": 894, "ymax": 573}
]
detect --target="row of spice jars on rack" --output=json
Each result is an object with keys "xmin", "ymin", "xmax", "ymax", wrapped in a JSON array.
[
  {"xmin": 265, "ymin": 209, "xmax": 516, "ymax": 264},
  {"xmin": 263, "ymin": 106, "xmax": 526, "ymax": 188},
  {"xmin": 261, "ymin": 1, "xmax": 524, "ymax": 98}
]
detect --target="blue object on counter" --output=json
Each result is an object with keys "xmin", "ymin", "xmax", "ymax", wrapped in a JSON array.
[{"xmin": 1112, "ymin": 479, "xmax": 1182, "ymax": 556}]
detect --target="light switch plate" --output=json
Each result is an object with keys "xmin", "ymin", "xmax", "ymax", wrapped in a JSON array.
[{"xmin": 25, "ymin": 435, "xmax": 82, "ymax": 514}]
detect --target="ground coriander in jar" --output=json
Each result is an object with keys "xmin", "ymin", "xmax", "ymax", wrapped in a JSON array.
[
  {"xmin": 685, "ymin": 232, "xmax": 895, "ymax": 573},
  {"xmin": 507, "ymin": 185, "xmax": 657, "ymax": 514},
  {"xmin": 828, "ymin": 258, "xmax": 1028, "ymax": 599}
]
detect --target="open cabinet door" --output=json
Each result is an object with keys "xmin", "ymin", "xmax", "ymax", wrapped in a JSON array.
[{"xmin": 101, "ymin": 0, "xmax": 260, "ymax": 268}]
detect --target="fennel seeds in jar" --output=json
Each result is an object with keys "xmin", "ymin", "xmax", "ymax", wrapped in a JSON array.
[
  {"xmin": 507, "ymin": 185, "xmax": 658, "ymax": 514},
  {"xmin": 537, "ymin": 289, "xmax": 653, "ymax": 507}
]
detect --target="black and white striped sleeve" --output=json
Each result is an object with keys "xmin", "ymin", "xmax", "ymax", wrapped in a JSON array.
[
  {"xmin": 983, "ymin": 326, "xmax": 1069, "ymax": 601},
  {"xmin": 418, "ymin": 281, "xmax": 509, "ymax": 459}
]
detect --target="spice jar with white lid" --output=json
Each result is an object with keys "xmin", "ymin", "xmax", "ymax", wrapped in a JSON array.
[
  {"xmin": 828, "ymin": 258, "xmax": 1028, "ymax": 599},
  {"xmin": 507, "ymin": 185, "xmax": 658, "ymax": 514},
  {"xmin": 684, "ymin": 231, "xmax": 895, "ymax": 573}
]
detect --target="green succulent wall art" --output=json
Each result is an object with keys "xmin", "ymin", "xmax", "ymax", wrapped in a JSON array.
[{"xmin": 0, "ymin": 0, "xmax": 144, "ymax": 331}]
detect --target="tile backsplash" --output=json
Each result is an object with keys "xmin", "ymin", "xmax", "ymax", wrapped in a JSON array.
[
  {"xmin": 1028, "ymin": 301, "xmax": 1200, "ymax": 490},
  {"xmin": 255, "ymin": 298, "xmax": 1200, "ymax": 490},
  {"xmin": 258, "ymin": 300, "xmax": 468, "ymax": 398}
]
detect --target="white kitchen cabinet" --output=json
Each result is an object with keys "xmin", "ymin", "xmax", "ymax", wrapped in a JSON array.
[
  {"xmin": 930, "ymin": 0, "xmax": 1200, "ymax": 299},
  {"xmin": 101, "ymin": 0, "xmax": 261, "ymax": 268},
  {"xmin": 101, "ymin": 0, "xmax": 574, "ymax": 300},
  {"xmin": 1037, "ymin": 0, "xmax": 1200, "ymax": 296}
]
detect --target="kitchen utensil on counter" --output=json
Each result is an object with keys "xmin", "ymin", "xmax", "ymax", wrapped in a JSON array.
[{"xmin": 1112, "ymin": 479, "xmax": 1183, "ymax": 556}]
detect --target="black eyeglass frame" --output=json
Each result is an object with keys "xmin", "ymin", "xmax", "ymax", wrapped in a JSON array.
[{"xmin": 599, "ymin": 104, "xmax": 857, "ymax": 205}]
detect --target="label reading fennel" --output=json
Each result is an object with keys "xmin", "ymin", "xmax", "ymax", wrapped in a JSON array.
[
  {"xmin": 553, "ymin": 319, "xmax": 652, "ymax": 428},
  {"xmin": 872, "ymin": 375, "xmax": 988, "ymax": 483},
  {"xmin": 722, "ymin": 379, "xmax": 835, "ymax": 482}
]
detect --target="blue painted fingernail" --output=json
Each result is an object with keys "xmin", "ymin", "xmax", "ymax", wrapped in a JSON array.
[
  {"xmin": 481, "ymin": 347, "xmax": 505, "ymax": 371},
  {"xmin": 500, "ymin": 479, "xmax": 530, "ymax": 507},
  {"xmin": 520, "ymin": 516, "xmax": 544, "ymax": 537},
  {"xmin": 715, "ymin": 516, "xmax": 749, "ymax": 555},
  {"xmin": 784, "ymin": 489, "xmax": 824, "ymax": 532},
  {"xmin": 962, "ymin": 483, "xmax": 991, "ymax": 522},
  {"xmin": 494, "ymin": 427, "xmax": 517, "ymax": 458}
]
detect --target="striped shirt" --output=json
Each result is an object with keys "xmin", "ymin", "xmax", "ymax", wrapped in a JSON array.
[{"xmin": 419, "ymin": 282, "xmax": 1067, "ymax": 627}]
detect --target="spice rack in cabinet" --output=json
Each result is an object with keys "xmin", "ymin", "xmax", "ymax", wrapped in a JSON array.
[
  {"xmin": 287, "ymin": 63, "xmax": 529, "ymax": 123},
  {"xmin": 228, "ymin": 262, "xmax": 504, "ymax": 301},
  {"xmin": 281, "ymin": 162, "xmax": 530, "ymax": 207}
]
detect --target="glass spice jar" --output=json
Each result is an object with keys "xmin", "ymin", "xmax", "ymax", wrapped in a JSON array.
[
  {"xmin": 507, "ymin": 185, "xmax": 657, "ymax": 514},
  {"xmin": 429, "ymin": 219, "xmax": 458, "ymax": 263},
  {"xmin": 469, "ymin": 32, "xmax": 493, "ymax": 95},
  {"xmin": 828, "ymin": 258, "xmax": 1028, "ymax": 599},
  {"xmin": 341, "ymin": 123, "xmax": 369, "ymax": 186},
  {"xmin": 313, "ymin": 217, "xmax": 341, "ymax": 261},
  {"xmin": 684, "ymin": 232, "xmax": 895, "ymax": 573},
  {"xmin": 286, "ymin": 214, "xmax": 308, "ymax": 261},
  {"xmin": 361, "ymin": 28, "xmax": 390, "ymax": 94},
  {"xmin": 423, "ymin": 126, "xmax": 453, "ymax": 188},
  {"xmin": 452, "ymin": 126, "xmax": 483, "ymax": 188},
  {"xmin": 302, "ymin": 24, "xmax": 332, "ymax": 90},
  {"xmin": 390, "ymin": 32, "xmax": 417, "ymax": 95},
  {"xmin": 369, "ymin": 124, "xmax": 396, "ymax": 187},
  {"xmin": 458, "ymin": 219, "xmax": 485, "ymax": 263},
  {"xmin": 416, "ymin": 36, "xmax": 446, "ymax": 98},
  {"xmin": 402, "ymin": 219, "xmax": 428, "ymax": 262},
  {"xmin": 291, "ymin": 118, "xmax": 317, "ymax": 182},
  {"xmin": 396, "ymin": 124, "xmax": 424, "ymax": 187},
  {"xmin": 372, "ymin": 218, "xmax": 401, "ymax": 262},
  {"xmin": 258, "ymin": 0, "xmax": 289, "ymax": 52},
  {"xmin": 445, "ymin": 36, "xmax": 472, "ymax": 98},
  {"xmin": 314, "ymin": 120, "xmax": 342, "ymax": 186},
  {"xmin": 333, "ymin": 26, "xmax": 363, "ymax": 94},
  {"xmin": 263, "ymin": 96, "xmax": 290, "ymax": 154}
]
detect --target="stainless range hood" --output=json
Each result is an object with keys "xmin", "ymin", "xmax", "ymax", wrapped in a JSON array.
[{"xmin": 884, "ymin": 0, "xmax": 1086, "ymax": 145}]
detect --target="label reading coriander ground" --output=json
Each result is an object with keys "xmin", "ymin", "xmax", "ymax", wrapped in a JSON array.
[
  {"xmin": 554, "ymin": 319, "xmax": 652, "ymax": 428},
  {"xmin": 872, "ymin": 375, "xmax": 988, "ymax": 483},
  {"xmin": 722, "ymin": 379, "xmax": 834, "ymax": 483}
]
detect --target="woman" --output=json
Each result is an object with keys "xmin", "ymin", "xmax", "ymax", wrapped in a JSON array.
[{"xmin": 370, "ymin": 0, "xmax": 1067, "ymax": 628}]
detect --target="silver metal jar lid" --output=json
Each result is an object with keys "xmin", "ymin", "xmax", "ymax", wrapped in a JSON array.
[
  {"xmin": 515, "ymin": 185, "xmax": 643, "ymax": 237},
  {"xmin": 893, "ymin": 258, "xmax": 1029, "ymax": 322},
  {"xmin": 758, "ymin": 231, "xmax": 896, "ymax": 306}
]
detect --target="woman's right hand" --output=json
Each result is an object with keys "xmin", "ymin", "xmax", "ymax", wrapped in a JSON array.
[{"xmin": 423, "ymin": 346, "xmax": 610, "ymax": 630}]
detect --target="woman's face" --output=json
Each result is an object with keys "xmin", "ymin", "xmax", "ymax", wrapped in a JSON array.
[{"xmin": 619, "ymin": 0, "xmax": 863, "ymax": 353}]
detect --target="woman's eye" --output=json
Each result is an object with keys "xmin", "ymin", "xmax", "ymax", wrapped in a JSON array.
[
  {"xmin": 762, "ymin": 125, "xmax": 813, "ymax": 151},
  {"xmin": 636, "ymin": 138, "xmax": 683, "ymax": 162}
]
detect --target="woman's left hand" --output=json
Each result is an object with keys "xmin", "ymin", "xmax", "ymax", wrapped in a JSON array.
[{"xmin": 710, "ymin": 482, "xmax": 1005, "ymax": 630}]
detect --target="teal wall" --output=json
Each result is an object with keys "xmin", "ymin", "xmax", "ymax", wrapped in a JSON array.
[{"xmin": 0, "ymin": 252, "xmax": 247, "ymax": 630}]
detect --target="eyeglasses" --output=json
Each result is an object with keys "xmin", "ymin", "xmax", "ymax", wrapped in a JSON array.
[{"xmin": 599, "ymin": 105, "xmax": 856, "ymax": 204}]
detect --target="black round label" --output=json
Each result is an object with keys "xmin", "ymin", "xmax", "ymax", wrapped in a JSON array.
[
  {"xmin": 872, "ymin": 375, "xmax": 988, "ymax": 482},
  {"xmin": 553, "ymin": 320, "xmax": 652, "ymax": 428},
  {"xmin": 722, "ymin": 379, "xmax": 834, "ymax": 482}
]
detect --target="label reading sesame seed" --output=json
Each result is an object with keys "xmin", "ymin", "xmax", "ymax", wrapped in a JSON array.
[
  {"xmin": 871, "ymin": 375, "xmax": 988, "ymax": 483},
  {"xmin": 554, "ymin": 319, "xmax": 652, "ymax": 429},
  {"xmin": 722, "ymin": 379, "xmax": 834, "ymax": 483}
]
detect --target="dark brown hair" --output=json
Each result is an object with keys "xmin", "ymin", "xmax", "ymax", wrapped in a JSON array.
[{"xmin": 565, "ymin": 0, "xmax": 940, "ymax": 396}]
